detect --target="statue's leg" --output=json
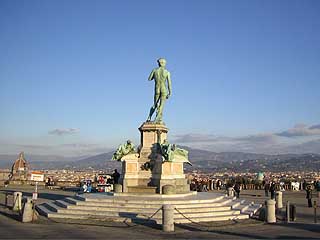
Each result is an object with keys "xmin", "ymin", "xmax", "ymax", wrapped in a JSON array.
[
  {"xmin": 155, "ymin": 95, "xmax": 166, "ymax": 123},
  {"xmin": 147, "ymin": 106, "xmax": 156, "ymax": 121},
  {"xmin": 147, "ymin": 93, "xmax": 160, "ymax": 121}
]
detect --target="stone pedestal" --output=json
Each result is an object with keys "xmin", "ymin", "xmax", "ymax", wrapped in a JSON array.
[
  {"xmin": 22, "ymin": 198, "xmax": 35, "ymax": 223},
  {"xmin": 120, "ymin": 122, "xmax": 190, "ymax": 194},
  {"xmin": 162, "ymin": 204, "xmax": 174, "ymax": 232},
  {"xmin": 152, "ymin": 157, "xmax": 189, "ymax": 193},
  {"xmin": 13, "ymin": 192, "xmax": 22, "ymax": 212},
  {"xmin": 266, "ymin": 199, "xmax": 276, "ymax": 223},
  {"xmin": 139, "ymin": 122, "xmax": 168, "ymax": 154}
]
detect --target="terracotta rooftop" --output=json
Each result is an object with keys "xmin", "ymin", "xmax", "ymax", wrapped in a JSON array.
[{"xmin": 11, "ymin": 152, "xmax": 29, "ymax": 172}]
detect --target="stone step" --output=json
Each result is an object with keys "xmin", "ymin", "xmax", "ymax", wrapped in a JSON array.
[
  {"xmin": 231, "ymin": 199, "xmax": 246, "ymax": 209},
  {"xmin": 71, "ymin": 196, "xmax": 232, "ymax": 207},
  {"xmin": 36, "ymin": 204, "xmax": 52, "ymax": 217},
  {"xmin": 112, "ymin": 191, "xmax": 196, "ymax": 198},
  {"xmin": 233, "ymin": 204, "xmax": 250, "ymax": 213},
  {"xmin": 54, "ymin": 206, "xmax": 241, "ymax": 219},
  {"xmin": 61, "ymin": 197, "xmax": 234, "ymax": 209},
  {"xmin": 36, "ymin": 192, "xmax": 260, "ymax": 224},
  {"xmin": 52, "ymin": 200, "xmax": 241, "ymax": 216},
  {"xmin": 138, "ymin": 209, "xmax": 242, "ymax": 219},
  {"xmin": 74, "ymin": 194, "xmax": 228, "ymax": 205},
  {"xmin": 55, "ymin": 200, "xmax": 233, "ymax": 213},
  {"xmin": 242, "ymin": 204, "xmax": 262, "ymax": 217},
  {"xmin": 171, "ymin": 213, "xmax": 250, "ymax": 224},
  {"xmin": 43, "ymin": 202, "xmax": 60, "ymax": 212},
  {"xmin": 37, "ymin": 204, "xmax": 249, "ymax": 224},
  {"xmin": 41, "ymin": 201, "xmax": 244, "ymax": 219},
  {"xmin": 37, "ymin": 204, "xmax": 133, "ymax": 222},
  {"xmin": 136, "ymin": 212, "xmax": 250, "ymax": 224}
]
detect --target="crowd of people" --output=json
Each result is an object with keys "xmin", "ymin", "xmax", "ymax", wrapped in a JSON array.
[{"xmin": 188, "ymin": 174, "xmax": 320, "ymax": 202}]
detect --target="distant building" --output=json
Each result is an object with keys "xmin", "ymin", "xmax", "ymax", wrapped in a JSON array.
[
  {"xmin": 0, "ymin": 169, "xmax": 10, "ymax": 181},
  {"xmin": 9, "ymin": 152, "xmax": 30, "ymax": 180}
]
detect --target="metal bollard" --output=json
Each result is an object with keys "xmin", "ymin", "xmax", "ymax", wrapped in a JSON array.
[
  {"xmin": 162, "ymin": 204, "xmax": 174, "ymax": 232},
  {"xmin": 276, "ymin": 191, "xmax": 283, "ymax": 209},
  {"xmin": 5, "ymin": 192, "xmax": 9, "ymax": 207},
  {"xmin": 286, "ymin": 201, "xmax": 290, "ymax": 223},
  {"xmin": 22, "ymin": 198, "xmax": 34, "ymax": 223},
  {"xmin": 314, "ymin": 200, "xmax": 317, "ymax": 224},
  {"xmin": 13, "ymin": 192, "xmax": 22, "ymax": 212},
  {"xmin": 266, "ymin": 199, "xmax": 276, "ymax": 223}
]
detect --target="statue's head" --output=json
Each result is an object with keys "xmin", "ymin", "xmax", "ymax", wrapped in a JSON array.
[{"xmin": 157, "ymin": 58, "xmax": 166, "ymax": 67}]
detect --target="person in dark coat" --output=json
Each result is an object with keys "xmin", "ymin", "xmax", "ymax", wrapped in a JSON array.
[
  {"xmin": 112, "ymin": 169, "xmax": 120, "ymax": 184},
  {"xmin": 264, "ymin": 182, "xmax": 270, "ymax": 197},
  {"xmin": 270, "ymin": 182, "xmax": 276, "ymax": 199},
  {"xmin": 306, "ymin": 185, "xmax": 313, "ymax": 208},
  {"xmin": 234, "ymin": 182, "xmax": 241, "ymax": 198}
]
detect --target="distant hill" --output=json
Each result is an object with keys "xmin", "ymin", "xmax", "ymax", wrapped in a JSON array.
[
  {"xmin": 1, "ymin": 148, "xmax": 319, "ymax": 172},
  {"xmin": 0, "ymin": 154, "xmax": 86, "ymax": 169}
]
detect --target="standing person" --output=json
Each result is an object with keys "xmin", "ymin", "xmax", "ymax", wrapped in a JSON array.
[
  {"xmin": 112, "ymin": 169, "xmax": 120, "ymax": 184},
  {"xmin": 270, "ymin": 182, "xmax": 276, "ymax": 199},
  {"xmin": 264, "ymin": 182, "xmax": 270, "ymax": 197},
  {"xmin": 217, "ymin": 180, "xmax": 222, "ymax": 190},
  {"xmin": 306, "ymin": 185, "xmax": 313, "ymax": 208},
  {"xmin": 316, "ymin": 181, "xmax": 320, "ymax": 207},
  {"xmin": 201, "ymin": 180, "xmax": 208, "ymax": 192},
  {"xmin": 302, "ymin": 180, "xmax": 307, "ymax": 190},
  {"xmin": 82, "ymin": 181, "xmax": 88, "ymax": 193},
  {"xmin": 234, "ymin": 182, "xmax": 241, "ymax": 198}
]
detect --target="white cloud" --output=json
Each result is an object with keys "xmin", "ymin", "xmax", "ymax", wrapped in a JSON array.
[
  {"xmin": 48, "ymin": 128, "xmax": 79, "ymax": 136},
  {"xmin": 234, "ymin": 133, "xmax": 277, "ymax": 144},
  {"xmin": 174, "ymin": 133, "xmax": 220, "ymax": 143},
  {"xmin": 0, "ymin": 142, "xmax": 110, "ymax": 157},
  {"xmin": 276, "ymin": 124, "xmax": 320, "ymax": 137}
]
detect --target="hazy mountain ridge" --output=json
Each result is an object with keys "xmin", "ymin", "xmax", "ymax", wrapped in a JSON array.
[{"xmin": 1, "ymin": 148, "xmax": 319, "ymax": 172}]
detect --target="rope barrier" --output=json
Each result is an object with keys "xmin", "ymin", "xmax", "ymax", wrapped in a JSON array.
[
  {"xmin": 123, "ymin": 207, "xmax": 162, "ymax": 227},
  {"xmin": 174, "ymin": 207, "xmax": 240, "ymax": 230}
]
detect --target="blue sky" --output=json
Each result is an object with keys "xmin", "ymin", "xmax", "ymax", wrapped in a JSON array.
[{"xmin": 1, "ymin": 0, "xmax": 320, "ymax": 156}]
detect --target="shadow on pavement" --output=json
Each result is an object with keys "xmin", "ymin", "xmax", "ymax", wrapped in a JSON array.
[
  {"xmin": 278, "ymin": 222, "xmax": 320, "ymax": 234},
  {"xmin": 0, "ymin": 207, "xmax": 21, "ymax": 222},
  {"xmin": 176, "ymin": 222, "xmax": 320, "ymax": 239},
  {"xmin": 176, "ymin": 223, "xmax": 270, "ymax": 239},
  {"xmin": 119, "ymin": 212, "xmax": 161, "ymax": 230},
  {"xmin": 0, "ymin": 189, "xmax": 71, "ymax": 201}
]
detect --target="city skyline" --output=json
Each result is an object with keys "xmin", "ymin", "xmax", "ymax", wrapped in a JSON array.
[{"xmin": 1, "ymin": 1, "xmax": 319, "ymax": 156}]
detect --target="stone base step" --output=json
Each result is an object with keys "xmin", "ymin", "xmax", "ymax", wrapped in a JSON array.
[
  {"xmin": 36, "ymin": 192, "xmax": 261, "ymax": 224},
  {"xmin": 75, "ymin": 194, "xmax": 229, "ymax": 205},
  {"xmin": 47, "ymin": 201, "xmax": 242, "ymax": 218},
  {"xmin": 36, "ymin": 205, "xmax": 133, "ymax": 222},
  {"xmin": 55, "ymin": 200, "xmax": 234, "ymax": 213},
  {"xmin": 37, "ymin": 204, "xmax": 249, "ymax": 224},
  {"xmin": 62, "ymin": 197, "xmax": 233, "ymax": 209},
  {"xmin": 172, "ymin": 213, "xmax": 250, "ymax": 224}
]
